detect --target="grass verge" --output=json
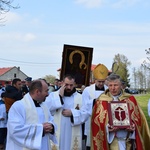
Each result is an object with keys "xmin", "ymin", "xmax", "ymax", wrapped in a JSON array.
[{"xmin": 134, "ymin": 94, "xmax": 150, "ymax": 128}]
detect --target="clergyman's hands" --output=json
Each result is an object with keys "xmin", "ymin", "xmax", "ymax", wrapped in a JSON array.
[
  {"xmin": 0, "ymin": 118, "xmax": 5, "ymax": 121},
  {"xmin": 126, "ymin": 124, "xmax": 135, "ymax": 131},
  {"xmin": 62, "ymin": 109, "xmax": 72, "ymax": 117},
  {"xmin": 43, "ymin": 122, "xmax": 53, "ymax": 133},
  {"xmin": 108, "ymin": 124, "xmax": 135, "ymax": 132},
  {"xmin": 108, "ymin": 124, "xmax": 119, "ymax": 132}
]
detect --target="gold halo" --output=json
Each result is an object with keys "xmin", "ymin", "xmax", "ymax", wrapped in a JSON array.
[{"xmin": 69, "ymin": 50, "xmax": 87, "ymax": 69}]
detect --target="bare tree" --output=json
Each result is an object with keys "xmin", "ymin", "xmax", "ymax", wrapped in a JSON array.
[
  {"xmin": 0, "ymin": 0, "xmax": 19, "ymax": 24},
  {"xmin": 129, "ymin": 48, "xmax": 150, "ymax": 91},
  {"xmin": 141, "ymin": 48, "xmax": 150, "ymax": 92},
  {"xmin": 142, "ymin": 48, "xmax": 150, "ymax": 69},
  {"xmin": 132, "ymin": 65, "xmax": 149, "ymax": 93},
  {"xmin": 0, "ymin": 0, "xmax": 19, "ymax": 12},
  {"xmin": 132, "ymin": 67, "xmax": 137, "ymax": 89},
  {"xmin": 137, "ymin": 67, "xmax": 144, "ymax": 89}
]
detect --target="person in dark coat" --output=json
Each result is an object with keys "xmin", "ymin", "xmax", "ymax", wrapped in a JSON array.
[
  {"xmin": 1, "ymin": 78, "xmax": 23, "ymax": 113},
  {"xmin": 21, "ymin": 77, "xmax": 32, "ymax": 95}
]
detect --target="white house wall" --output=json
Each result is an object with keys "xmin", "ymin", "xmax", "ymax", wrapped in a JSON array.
[{"xmin": 0, "ymin": 67, "xmax": 28, "ymax": 81}]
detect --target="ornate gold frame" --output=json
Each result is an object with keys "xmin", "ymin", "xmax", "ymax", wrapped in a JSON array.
[{"xmin": 60, "ymin": 44, "xmax": 93, "ymax": 88}]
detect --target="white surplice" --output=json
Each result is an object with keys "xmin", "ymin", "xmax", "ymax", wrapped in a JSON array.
[
  {"xmin": 6, "ymin": 93, "xmax": 57, "ymax": 150},
  {"xmin": 45, "ymin": 90, "xmax": 89, "ymax": 150},
  {"xmin": 82, "ymin": 83, "xmax": 107, "ymax": 147}
]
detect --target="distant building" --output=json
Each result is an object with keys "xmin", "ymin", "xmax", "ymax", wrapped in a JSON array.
[{"xmin": 0, "ymin": 66, "xmax": 28, "ymax": 85}]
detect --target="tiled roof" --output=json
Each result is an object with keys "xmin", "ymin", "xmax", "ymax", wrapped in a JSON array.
[
  {"xmin": 91, "ymin": 64, "xmax": 97, "ymax": 71},
  {"xmin": 0, "ymin": 67, "xmax": 13, "ymax": 76}
]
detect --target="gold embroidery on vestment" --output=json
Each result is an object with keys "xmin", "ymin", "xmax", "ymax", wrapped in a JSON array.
[
  {"xmin": 51, "ymin": 144, "xmax": 57, "ymax": 150},
  {"xmin": 93, "ymin": 100, "xmax": 106, "ymax": 150},
  {"xmin": 95, "ymin": 101, "xmax": 107, "ymax": 125},
  {"xmin": 125, "ymin": 98, "xmax": 141, "ymax": 131},
  {"xmin": 73, "ymin": 137, "xmax": 79, "ymax": 150},
  {"xmin": 93, "ymin": 131, "xmax": 104, "ymax": 150}
]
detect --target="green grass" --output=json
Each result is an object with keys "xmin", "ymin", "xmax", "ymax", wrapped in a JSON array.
[{"xmin": 134, "ymin": 94, "xmax": 150, "ymax": 128}]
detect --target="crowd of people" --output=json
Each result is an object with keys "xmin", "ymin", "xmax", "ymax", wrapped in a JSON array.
[{"xmin": 0, "ymin": 63, "xmax": 150, "ymax": 150}]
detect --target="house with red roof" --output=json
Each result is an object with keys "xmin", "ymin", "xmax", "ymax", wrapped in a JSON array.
[{"xmin": 0, "ymin": 66, "xmax": 28, "ymax": 85}]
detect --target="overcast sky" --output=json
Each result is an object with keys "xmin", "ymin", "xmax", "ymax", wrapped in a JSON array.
[{"xmin": 0, "ymin": 0, "xmax": 150, "ymax": 80}]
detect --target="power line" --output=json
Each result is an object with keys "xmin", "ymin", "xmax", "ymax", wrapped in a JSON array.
[{"xmin": 0, "ymin": 57, "xmax": 60, "ymax": 65}]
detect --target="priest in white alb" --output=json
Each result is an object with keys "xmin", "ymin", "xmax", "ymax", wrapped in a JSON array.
[
  {"xmin": 46, "ymin": 74, "xmax": 90, "ymax": 150},
  {"xmin": 6, "ymin": 79, "xmax": 57, "ymax": 150}
]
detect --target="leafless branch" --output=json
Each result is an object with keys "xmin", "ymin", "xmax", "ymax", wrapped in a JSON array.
[{"xmin": 0, "ymin": 0, "xmax": 20, "ymax": 25}]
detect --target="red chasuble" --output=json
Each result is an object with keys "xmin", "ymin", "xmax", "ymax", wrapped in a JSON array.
[{"xmin": 91, "ymin": 93, "xmax": 150, "ymax": 150}]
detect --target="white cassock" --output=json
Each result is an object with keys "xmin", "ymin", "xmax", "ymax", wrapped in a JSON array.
[
  {"xmin": 45, "ymin": 90, "xmax": 90, "ymax": 150},
  {"xmin": 6, "ymin": 93, "xmax": 57, "ymax": 150},
  {"xmin": 82, "ymin": 83, "xmax": 107, "ymax": 147}
]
